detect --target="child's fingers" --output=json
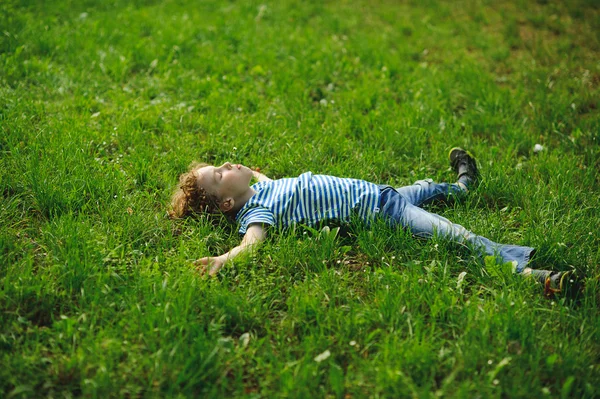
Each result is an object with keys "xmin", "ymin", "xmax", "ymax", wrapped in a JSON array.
[
  {"xmin": 192, "ymin": 257, "xmax": 222, "ymax": 276},
  {"xmin": 193, "ymin": 257, "xmax": 210, "ymax": 266},
  {"xmin": 194, "ymin": 261, "xmax": 207, "ymax": 272},
  {"xmin": 193, "ymin": 257, "xmax": 212, "ymax": 275}
]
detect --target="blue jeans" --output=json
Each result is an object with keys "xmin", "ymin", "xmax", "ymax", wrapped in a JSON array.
[{"xmin": 378, "ymin": 179, "xmax": 534, "ymax": 272}]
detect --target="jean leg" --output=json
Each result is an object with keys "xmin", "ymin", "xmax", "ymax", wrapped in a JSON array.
[
  {"xmin": 395, "ymin": 179, "xmax": 465, "ymax": 207},
  {"xmin": 380, "ymin": 190, "xmax": 535, "ymax": 272}
]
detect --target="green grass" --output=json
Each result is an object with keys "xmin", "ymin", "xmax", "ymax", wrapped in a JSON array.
[{"xmin": 1, "ymin": 0, "xmax": 599, "ymax": 397}]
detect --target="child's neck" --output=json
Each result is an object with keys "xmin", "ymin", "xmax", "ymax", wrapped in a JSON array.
[{"xmin": 231, "ymin": 186, "xmax": 257, "ymax": 214}]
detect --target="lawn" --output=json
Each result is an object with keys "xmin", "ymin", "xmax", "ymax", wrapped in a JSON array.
[{"xmin": 1, "ymin": 0, "xmax": 599, "ymax": 397}]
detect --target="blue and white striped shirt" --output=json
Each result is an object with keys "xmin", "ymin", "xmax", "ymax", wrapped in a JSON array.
[{"xmin": 236, "ymin": 172, "xmax": 381, "ymax": 234}]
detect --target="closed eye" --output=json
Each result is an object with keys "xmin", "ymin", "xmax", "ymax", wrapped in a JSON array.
[{"xmin": 212, "ymin": 169, "xmax": 221, "ymax": 184}]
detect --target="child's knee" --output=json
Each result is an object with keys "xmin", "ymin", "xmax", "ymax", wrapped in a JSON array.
[{"xmin": 414, "ymin": 178, "xmax": 434, "ymax": 188}]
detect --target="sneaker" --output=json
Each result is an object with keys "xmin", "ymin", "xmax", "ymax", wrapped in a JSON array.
[
  {"xmin": 449, "ymin": 147, "xmax": 480, "ymax": 187},
  {"xmin": 543, "ymin": 270, "xmax": 584, "ymax": 299}
]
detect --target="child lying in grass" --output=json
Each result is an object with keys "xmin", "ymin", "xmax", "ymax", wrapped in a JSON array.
[{"xmin": 170, "ymin": 148, "xmax": 581, "ymax": 298}]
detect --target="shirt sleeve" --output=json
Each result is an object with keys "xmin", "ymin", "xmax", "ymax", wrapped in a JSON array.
[{"xmin": 238, "ymin": 207, "xmax": 276, "ymax": 234}]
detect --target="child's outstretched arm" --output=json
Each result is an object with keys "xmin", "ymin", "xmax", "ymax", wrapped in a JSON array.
[{"xmin": 194, "ymin": 224, "xmax": 267, "ymax": 276}]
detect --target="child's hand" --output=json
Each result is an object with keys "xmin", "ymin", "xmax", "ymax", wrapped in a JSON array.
[
  {"xmin": 251, "ymin": 168, "xmax": 272, "ymax": 182},
  {"xmin": 194, "ymin": 256, "xmax": 225, "ymax": 276},
  {"xmin": 194, "ymin": 226, "xmax": 265, "ymax": 276}
]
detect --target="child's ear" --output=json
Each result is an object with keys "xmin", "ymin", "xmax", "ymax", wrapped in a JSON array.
[{"xmin": 219, "ymin": 198, "xmax": 234, "ymax": 212}]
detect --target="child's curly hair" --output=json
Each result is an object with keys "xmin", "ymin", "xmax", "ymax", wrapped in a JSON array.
[{"xmin": 169, "ymin": 162, "xmax": 222, "ymax": 219}]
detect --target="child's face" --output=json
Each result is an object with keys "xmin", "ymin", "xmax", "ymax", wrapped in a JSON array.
[{"xmin": 195, "ymin": 162, "xmax": 253, "ymax": 205}]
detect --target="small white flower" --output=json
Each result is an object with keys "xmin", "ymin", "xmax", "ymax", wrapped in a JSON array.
[
  {"xmin": 239, "ymin": 333, "xmax": 250, "ymax": 348},
  {"xmin": 314, "ymin": 350, "xmax": 331, "ymax": 363}
]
